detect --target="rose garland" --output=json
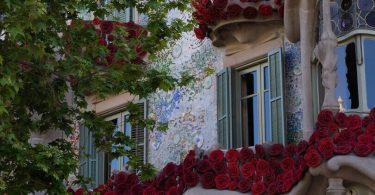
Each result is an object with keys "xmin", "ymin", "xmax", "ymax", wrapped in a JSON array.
[
  {"xmin": 69, "ymin": 108, "xmax": 375, "ymax": 195},
  {"xmin": 74, "ymin": 17, "xmax": 148, "ymax": 68},
  {"xmin": 192, "ymin": 0, "xmax": 285, "ymax": 40}
]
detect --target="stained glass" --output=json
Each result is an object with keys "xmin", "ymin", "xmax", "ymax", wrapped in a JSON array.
[
  {"xmin": 341, "ymin": 0, "xmax": 352, "ymax": 11},
  {"xmin": 366, "ymin": 11, "xmax": 375, "ymax": 27},
  {"xmin": 340, "ymin": 13, "xmax": 354, "ymax": 31},
  {"xmin": 358, "ymin": 0, "xmax": 374, "ymax": 12}
]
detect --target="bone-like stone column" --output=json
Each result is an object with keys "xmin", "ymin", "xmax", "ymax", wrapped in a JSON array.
[
  {"xmin": 314, "ymin": 0, "xmax": 339, "ymax": 111},
  {"xmin": 326, "ymin": 178, "xmax": 346, "ymax": 195},
  {"xmin": 300, "ymin": 0, "xmax": 318, "ymax": 139}
]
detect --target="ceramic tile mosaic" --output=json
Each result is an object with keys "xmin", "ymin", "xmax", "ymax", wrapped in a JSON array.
[{"xmin": 284, "ymin": 40, "xmax": 304, "ymax": 143}]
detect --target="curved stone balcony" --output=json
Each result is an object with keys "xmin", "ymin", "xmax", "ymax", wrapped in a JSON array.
[{"xmin": 192, "ymin": 0, "xmax": 284, "ymax": 47}]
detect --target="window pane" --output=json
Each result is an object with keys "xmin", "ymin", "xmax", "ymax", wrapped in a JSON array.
[
  {"xmin": 336, "ymin": 42, "xmax": 359, "ymax": 109},
  {"xmin": 364, "ymin": 39, "xmax": 375, "ymax": 109},
  {"xmin": 264, "ymin": 91, "xmax": 271, "ymax": 142},
  {"xmin": 241, "ymin": 96, "xmax": 258, "ymax": 146},
  {"xmin": 264, "ymin": 66, "xmax": 270, "ymax": 90},
  {"xmin": 124, "ymin": 115, "xmax": 131, "ymax": 136},
  {"xmin": 241, "ymin": 71, "xmax": 257, "ymax": 97}
]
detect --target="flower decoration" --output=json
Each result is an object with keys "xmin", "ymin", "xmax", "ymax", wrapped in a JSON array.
[
  {"xmin": 68, "ymin": 108, "xmax": 375, "ymax": 195},
  {"xmin": 191, "ymin": 0, "xmax": 285, "ymax": 40}
]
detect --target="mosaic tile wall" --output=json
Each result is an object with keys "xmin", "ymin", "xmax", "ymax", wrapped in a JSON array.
[
  {"xmin": 284, "ymin": 40, "xmax": 304, "ymax": 143},
  {"xmin": 147, "ymin": 33, "xmax": 224, "ymax": 169}
]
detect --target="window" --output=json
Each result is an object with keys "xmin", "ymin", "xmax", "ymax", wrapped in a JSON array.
[
  {"xmin": 217, "ymin": 49, "xmax": 285, "ymax": 148},
  {"xmin": 335, "ymin": 36, "xmax": 375, "ymax": 112},
  {"xmin": 79, "ymin": 102, "xmax": 147, "ymax": 188}
]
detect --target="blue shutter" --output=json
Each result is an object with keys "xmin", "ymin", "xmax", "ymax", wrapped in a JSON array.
[
  {"xmin": 131, "ymin": 102, "xmax": 147, "ymax": 166},
  {"xmin": 217, "ymin": 68, "xmax": 231, "ymax": 148},
  {"xmin": 268, "ymin": 48, "xmax": 286, "ymax": 144}
]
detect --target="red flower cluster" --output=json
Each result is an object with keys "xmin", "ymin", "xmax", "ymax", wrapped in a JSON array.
[
  {"xmin": 81, "ymin": 18, "xmax": 148, "ymax": 67},
  {"xmin": 69, "ymin": 108, "xmax": 375, "ymax": 195},
  {"xmin": 192, "ymin": 0, "xmax": 285, "ymax": 40}
]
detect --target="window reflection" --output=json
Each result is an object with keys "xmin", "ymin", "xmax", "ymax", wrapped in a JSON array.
[
  {"xmin": 364, "ymin": 39, "xmax": 375, "ymax": 109},
  {"xmin": 336, "ymin": 42, "xmax": 359, "ymax": 109}
]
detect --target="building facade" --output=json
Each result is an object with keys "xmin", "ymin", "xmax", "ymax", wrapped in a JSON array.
[{"xmin": 74, "ymin": 0, "xmax": 375, "ymax": 194}]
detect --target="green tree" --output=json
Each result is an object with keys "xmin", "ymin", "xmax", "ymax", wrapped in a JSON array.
[{"xmin": 0, "ymin": 0, "xmax": 193, "ymax": 193}]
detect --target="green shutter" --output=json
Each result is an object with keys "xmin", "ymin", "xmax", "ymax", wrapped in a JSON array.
[
  {"xmin": 268, "ymin": 48, "xmax": 285, "ymax": 144},
  {"xmin": 79, "ymin": 125, "xmax": 99, "ymax": 188},
  {"xmin": 217, "ymin": 68, "xmax": 231, "ymax": 148},
  {"xmin": 130, "ymin": 102, "xmax": 147, "ymax": 168}
]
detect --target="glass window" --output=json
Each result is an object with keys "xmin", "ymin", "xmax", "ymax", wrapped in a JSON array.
[
  {"xmin": 263, "ymin": 66, "xmax": 271, "ymax": 142},
  {"xmin": 336, "ymin": 42, "xmax": 359, "ymax": 109},
  {"xmin": 364, "ymin": 38, "xmax": 375, "ymax": 109}
]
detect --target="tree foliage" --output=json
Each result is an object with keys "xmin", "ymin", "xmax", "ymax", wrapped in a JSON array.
[{"xmin": 0, "ymin": 0, "xmax": 193, "ymax": 193}]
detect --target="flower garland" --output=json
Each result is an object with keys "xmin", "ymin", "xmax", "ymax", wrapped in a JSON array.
[
  {"xmin": 192, "ymin": 0, "xmax": 285, "ymax": 40},
  {"xmin": 69, "ymin": 108, "xmax": 375, "ymax": 195},
  {"xmin": 73, "ymin": 18, "xmax": 148, "ymax": 67}
]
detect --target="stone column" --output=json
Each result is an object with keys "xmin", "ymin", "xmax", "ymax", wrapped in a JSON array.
[
  {"xmin": 314, "ymin": 0, "xmax": 339, "ymax": 111},
  {"xmin": 326, "ymin": 178, "xmax": 346, "ymax": 195}
]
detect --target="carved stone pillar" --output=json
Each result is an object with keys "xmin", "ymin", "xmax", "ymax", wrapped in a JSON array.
[
  {"xmin": 315, "ymin": 0, "xmax": 339, "ymax": 111},
  {"xmin": 326, "ymin": 178, "xmax": 346, "ymax": 195}
]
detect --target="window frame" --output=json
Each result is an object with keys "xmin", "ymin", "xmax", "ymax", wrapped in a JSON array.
[
  {"xmin": 329, "ymin": 33, "xmax": 375, "ymax": 113},
  {"xmin": 234, "ymin": 59, "xmax": 269, "ymax": 146}
]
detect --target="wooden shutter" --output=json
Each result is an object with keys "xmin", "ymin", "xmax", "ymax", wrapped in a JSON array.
[
  {"xmin": 79, "ymin": 125, "xmax": 99, "ymax": 188},
  {"xmin": 131, "ymin": 102, "xmax": 147, "ymax": 165},
  {"xmin": 268, "ymin": 48, "xmax": 286, "ymax": 144},
  {"xmin": 217, "ymin": 68, "xmax": 231, "ymax": 148}
]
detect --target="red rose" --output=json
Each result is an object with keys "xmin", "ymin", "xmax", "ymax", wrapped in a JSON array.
[
  {"xmin": 346, "ymin": 115, "xmax": 362, "ymax": 132},
  {"xmin": 98, "ymin": 38, "xmax": 107, "ymax": 46},
  {"xmin": 226, "ymin": 4, "xmax": 243, "ymax": 18},
  {"xmin": 183, "ymin": 170, "xmax": 199, "ymax": 187},
  {"xmin": 280, "ymin": 157, "xmax": 295, "ymax": 171},
  {"xmin": 225, "ymin": 149, "xmax": 239, "ymax": 162},
  {"xmin": 239, "ymin": 147, "xmax": 254, "ymax": 162},
  {"xmin": 228, "ymin": 181, "xmax": 238, "ymax": 191},
  {"xmin": 363, "ymin": 116, "xmax": 372, "ymax": 127},
  {"xmin": 370, "ymin": 108, "xmax": 375, "ymax": 120},
  {"xmin": 354, "ymin": 144, "xmax": 372, "ymax": 157},
  {"xmin": 74, "ymin": 188, "xmax": 85, "ymax": 195},
  {"xmin": 228, "ymin": 163, "xmax": 240, "ymax": 178},
  {"xmin": 164, "ymin": 177, "xmax": 177, "ymax": 190},
  {"xmin": 255, "ymin": 144, "xmax": 265, "ymax": 159},
  {"xmin": 104, "ymin": 191, "xmax": 116, "ymax": 195},
  {"xmin": 284, "ymin": 144, "xmax": 297, "ymax": 157},
  {"xmin": 317, "ymin": 126, "xmax": 329, "ymax": 138},
  {"xmin": 213, "ymin": 0, "xmax": 228, "ymax": 10},
  {"xmin": 100, "ymin": 21, "xmax": 114, "ymax": 34},
  {"xmin": 267, "ymin": 182, "xmax": 277, "ymax": 195},
  {"xmin": 357, "ymin": 134, "xmax": 373, "ymax": 145},
  {"xmin": 334, "ymin": 144, "xmax": 352, "ymax": 155},
  {"xmin": 268, "ymin": 144, "xmax": 284, "ymax": 157},
  {"xmin": 241, "ymin": 162, "xmax": 255, "ymax": 178},
  {"xmin": 92, "ymin": 17, "xmax": 101, "ymax": 25},
  {"xmin": 365, "ymin": 122, "xmax": 375, "ymax": 136},
  {"xmin": 328, "ymin": 122, "xmax": 339, "ymax": 132},
  {"xmin": 238, "ymin": 179, "xmax": 250, "ymax": 193},
  {"xmin": 335, "ymin": 112, "xmax": 347, "ymax": 127},
  {"xmin": 196, "ymin": 159, "xmax": 212, "ymax": 174},
  {"xmin": 214, "ymin": 174, "xmax": 230, "ymax": 190},
  {"xmin": 209, "ymin": 149, "xmax": 225, "ymax": 162},
  {"xmin": 201, "ymin": 172, "xmax": 216, "ymax": 189},
  {"xmin": 183, "ymin": 155, "xmax": 196, "ymax": 170},
  {"xmin": 194, "ymin": 27, "xmax": 205, "ymax": 40},
  {"xmin": 259, "ymin": 4, "xmax": 273, "ymax": 17},
  {"xmin": 211, "ymin": 160, "xmax": 227, "ymax": 174},
  {"xmin": 243, "ymin": 6, "xmax": 258, "ymax": 19},
  {"xmin": 252, "ymin": 181, "xmax": 266, "ymax": 195},
  {"xmin": 335, "ymin": 129, "xmax": 355, "ymax": 144},
  {"xmin": 274, "ymin": 0, "xmax": 283, "ymax": 6},
  {"xmin": 163, "ymin": 162, "xmax": 177, "ymax": 176},
  {"xmin": 131, "ymin": 184, "xmax": 145, "ymax": 195},
  {"xmin": 166, "ymin": 186, "xmax": 178, "ymax": 195},
  {"xmin": 269, "ymin": 157, "xmax": 280, "ymax": 169},
  {"xmin": 256, "ymin": 159, "xmax": 271, "ymax": 176},
  {"xmin": 318, "ymin": 137, "xmax": 334, "ymax": 159},
  {"xmin": 317, "ymin": 109, "xmax": 334, "ymax": 127},
  {"xmin": 143, "ymin": 186, "xmax": 158, "ymax": 195},
  {"xmin": 304, "ymin": 149, "xmax": 322, "ymax": 168},
  {"xmin": 297, "ymin": 140, "xmax": 308, "ymax": 155}
]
